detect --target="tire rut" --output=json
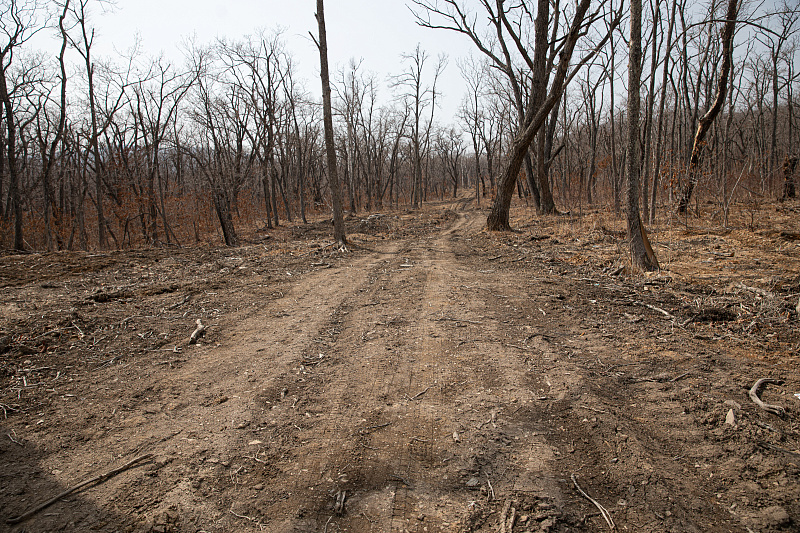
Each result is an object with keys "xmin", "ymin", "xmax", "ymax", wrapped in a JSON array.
[{"xmin": 245, "ymin": 211, "xmax": 566, "ymax": 532}]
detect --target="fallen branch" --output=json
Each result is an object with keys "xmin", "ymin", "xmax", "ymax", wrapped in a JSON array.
[
  {"xmin": 498, "ymin": 500, "xmax": 512, "ymax": 533},
  {"xmin": 358, "ymin": 422, "xmax": 392, "ymax": 435},
  {"xmin": 749, "ymin": 378, "xmax": 785, "ymax": 416},
  {"xmin": 167, "ymin": 294, "xmax": 191, "ymax": 310},
  {"xmin": 735, "ymin": 282, "xmax": 775, "ymax": 299},
  {"xmin": 189, "ymin": 319, "xmax": 206, "ymax": 344},
  {"xmin": 409, "ymin": 385, "xmax": 432, "ymax": 401},
  {"xmin": 7, "ymin": 429, "xmax": 23, "ymax": 446},
  {"xmin": 0, "ymin": 403, "xmax": 19, "ymax": 418},
  {"xmin": 571, "ymin": 474, "xmax": 615, "ymax": 530},
  {"xmin": 638, "ymin": 302, "xmax": 674, "ymax": 320},
  {"xmin": 229, "ymin": 509, "xmax": 266, "ymax": 530},
  {"xmin": 6, "ymin": 453, "xmax": 153, "ymax": 525},
  {"xmin": 389, "ymin": 473, "xmax": 414, "ymax": 488},
  {"xmin": 333, "ymin": 490, "xmax": 347, "ymax": 515},
  {"xmin": 758, "ymin": 442, "xmax": 800, "ymax": 458},
  {"xmin": 435, "ymin": 317, "xmax": 484, "ymax": 325}
]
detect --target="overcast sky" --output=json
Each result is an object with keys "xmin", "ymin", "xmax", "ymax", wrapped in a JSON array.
[{"xmin": 87, "ymin": 0, "xmax": 473, "ymax": 124}]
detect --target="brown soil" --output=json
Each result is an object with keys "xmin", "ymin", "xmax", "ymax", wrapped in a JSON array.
[{"xmin": 1, "ymin": 197, "xmax": 799, "ymax": 533}]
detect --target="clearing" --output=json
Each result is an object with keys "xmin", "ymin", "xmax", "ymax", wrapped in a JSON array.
[{"xmin": 1, "ymin": 197, "xmax": 799, "ymax": 532}]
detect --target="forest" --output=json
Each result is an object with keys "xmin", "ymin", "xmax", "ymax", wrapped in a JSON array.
[
  {"xmin": 0, "ymin": 0, "xmax": 799, "ymax": 253},
  {"xmin": 2, "ymin": 1, "xmax": 800, "ymax": 532}
]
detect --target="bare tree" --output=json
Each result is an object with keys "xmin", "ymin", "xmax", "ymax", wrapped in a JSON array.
[
  {"xmin": 676, "ymin": 0, "xmax": 739, "ymax": 214},
  {"xmin": 762, "ymin": 0, "xmax": 800, "ymax": 182},
  {"xmin": 391, "ymin": 44, "xmax": 445, "ymax": 209},
  {"xmin": 1, "ymin": 0, "xmax": 45, "ymax": 250},
  {"xmin": 457, "ymin": 55, "xmax": 486, "ymax": 206},
  {"xmin": 648, "ymin": 0, "xmax": 678, "ymax": 222},
  {"xmin": 436, "ymin": 125, "xmax": 465, "ymax": 197},
  {"xmin": 313, "ymin": 0, "xmax": 346, "ymax": 246},
  {"xmin": 412, "ymin": 0, "xmax": 619, "ymax": 230},
  {"xmin": 627, "ymin": 0, "xmax": 659, "ymax": 270},
  {"xmin": 67, "ymin": 0, "xmax": 108, "ymax": 247},
  {"xmin": 131, "ymin": 58, "xmax": 196, "ymax": 245}
]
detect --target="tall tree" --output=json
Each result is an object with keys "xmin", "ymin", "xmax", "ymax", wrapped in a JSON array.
[
  {"xmin": 412, "ymin": 0, "xmax": 618, "ymax": 230},
  {"xmin": 627, "ymin": 0, "xmax": 659, "ymax": 270},
  {"xmin": 391, "ymin": 45, "xmax": 445, "ymax": 209},
  {"xmin": 68, "ymin": 0, "xmax": 107, "ymax": 247},
  {"xmin": 649, "ymin": 0, "xmax": 678, "ymax": 222},
  {"xmin": 458, "ymin": 55, "xmax": 485, "ymax": 206},
  {"xmin": 313, "ymin": 0, "xmax": 346, "ymax": 247},
  {"xmin": 0, "ymin": 0, "xmax": 43, "ymax": 250},
  {"xmin": 676, "ymin": 0, "xmax": 739, "ymax": 214}
]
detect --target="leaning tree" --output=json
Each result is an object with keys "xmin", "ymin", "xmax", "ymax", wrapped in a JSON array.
[{"xmin": 412, "ymin": 0, "xmax": 620, "ymax": 230}]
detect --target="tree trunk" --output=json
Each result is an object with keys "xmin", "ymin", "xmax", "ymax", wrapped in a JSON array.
[
  {"xmin": 0, "ymin": 61, "xmax": 23, "ymax": 250},
  {"xmin": 650, "ymin": 0, "xmax": 677, "ymax": 223},
  {"xmin": 487, "ymin": 0, "xmax": 592, "ymax": 231},
  {"xmin": 782, "ymin": 155, "xmax": 797, "ymax": 200},
  {"xmin": 315, "ymin": 0, "xmax": 347, "ymax": 246},
  {"xmin": 213, "ymin": 189, "xmax": 238, "ymax": 246},
  {"xmin": 627, "ymin": 0, "xmax": 659, "ymax": 271},
  {"xmin": 676, "ymin": 0, "xmax": 738, "ymax": 214}
]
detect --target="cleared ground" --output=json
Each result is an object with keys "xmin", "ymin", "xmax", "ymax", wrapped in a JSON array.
[{"xmin": 1, "ymin": 197, "xmax": 799, "ymax": 532}]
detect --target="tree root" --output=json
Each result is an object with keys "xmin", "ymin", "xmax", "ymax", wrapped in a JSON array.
[{"xmin": 749, "ymin": 378, "xmax": 785, "ymax": 416}]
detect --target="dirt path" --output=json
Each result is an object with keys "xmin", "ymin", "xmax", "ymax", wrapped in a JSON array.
[{"xmin": 1, "ymin": 201, "xmax": 798, "ymax": 532}]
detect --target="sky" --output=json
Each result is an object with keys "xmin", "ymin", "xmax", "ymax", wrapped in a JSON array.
[{"xmin": 85, "ymin": 0, "xmax": 475, "ymax": 125}]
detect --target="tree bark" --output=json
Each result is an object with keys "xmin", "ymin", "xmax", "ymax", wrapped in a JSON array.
[{"xmin": 782, "ymin": 155, "xmax": 797, "ymax": 199}]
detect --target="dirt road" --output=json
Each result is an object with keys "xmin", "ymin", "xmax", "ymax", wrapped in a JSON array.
[{"xmin": 1, "ymin": 201, "xmax": 798, "ymax": 532}]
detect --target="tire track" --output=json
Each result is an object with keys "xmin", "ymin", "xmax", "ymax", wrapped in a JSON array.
[{"xmin": 255, "ymin": 211, "xmax": 566, "ymax": 532}]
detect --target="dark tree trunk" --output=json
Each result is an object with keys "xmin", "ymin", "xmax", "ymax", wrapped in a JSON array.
[
  {"xmin": 213, "ymin": 189, "xmax": 238, "ymax": 247},
  {"xmin": 315, "ymin": 0, "xmax": 347, "ymax": 245},
  {"xmin": 627, "ymin": 0, "xmax": 659, "ymax": 271},
  {"xmin": 0, "ymin": 61, "xmax": 23, "ymax": 250},
  {"xmin": 488, "ymin": 0, "xmax": 593, "ymax": 231},
  {"xmin": 782, "ymin": 155, "xmax": 797, "ymax": 200}
]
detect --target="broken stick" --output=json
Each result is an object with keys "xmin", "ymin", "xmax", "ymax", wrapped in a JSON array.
[
  {"xmin": 189, "ymin": 319, "xmax": 206, "ymax": 344},
  {"xmin": 7, "ymin": 453, "xmax": 153, "ymax": 525},
  {"xmin": 749, "ymin": 378, "xmax": 786, "ymax": 416},
  {"xmin": 571, "ymin": 474, "xmax": 615, "ymax": 530}
]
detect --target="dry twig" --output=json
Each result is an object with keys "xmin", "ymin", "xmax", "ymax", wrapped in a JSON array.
[
  {"xmin": 639, "ymin": 302, "xmax": 675, "ymax": 319},
  {"xmin": 6, "ymin": 453, "xmax": 153, "ymax": 525},
  {"xmin": 334, "ymin": 490, "xmax": 347, "ymax": 515},
  {"xmin": 735, "ymin": 282, "xmax": 775, "ymax": 299},
  {"xmin": 409, "ymin": 385, "xmax": 432, "ymax": 401},
  {"xmin": 229, "ymin": 509, "xmax": 266, "ymax": 531},
  {"xmin": 571, "ymin": 474, "xmax": 615, "ymax": 530},
  {"xmin": 358, "ymin": 422, "xmax": 391, "ymax": 435},
  {"xmin": 758, "ymin": 442, "xmax": 800, "ymax": 457}
]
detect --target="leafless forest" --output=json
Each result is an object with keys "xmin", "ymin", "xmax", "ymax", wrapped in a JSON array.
[
  {"xmin": 2, "ymin": 2, "xmax": 800, "ymax": 532},
  {"xmin": 0, "ymin": 0, "xmax": 799, "ymax": 252}
]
